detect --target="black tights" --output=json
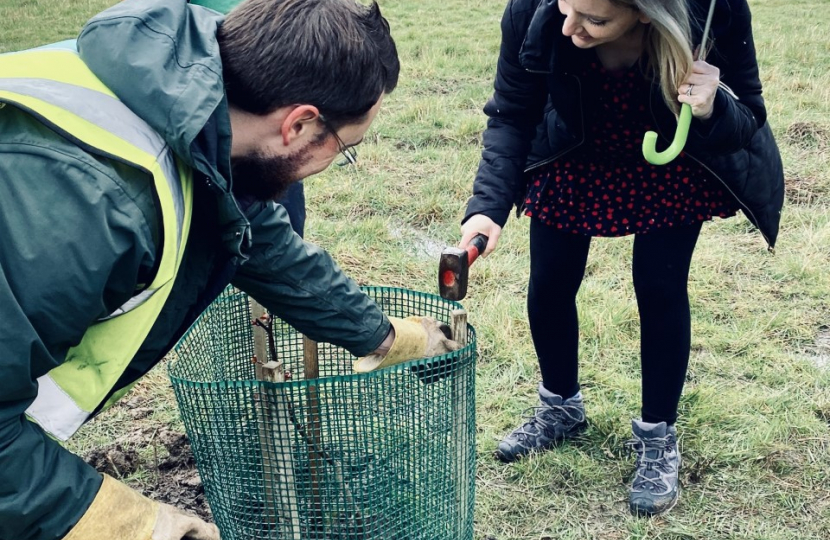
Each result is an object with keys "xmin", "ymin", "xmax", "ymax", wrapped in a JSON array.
[{"xmin": 527, "ymin": 219, "xmax": 701, "ymax": 425}]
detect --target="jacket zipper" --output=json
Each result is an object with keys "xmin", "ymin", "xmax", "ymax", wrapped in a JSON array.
[
  {"xmin": 515, "ymin": 74, "xmax": 586, "ymax": 217},
  {"xmin": 646, "ymin": 91, "xmax": 773, "ymax": 251},
  {"xmin": 523, "ymin": 73, "xmax": 586, "ymax": 174}
]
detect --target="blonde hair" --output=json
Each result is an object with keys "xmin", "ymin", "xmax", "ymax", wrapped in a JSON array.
[{"xmin": 611, "ymin": 0, "xmax": 696, "ymax": 115}]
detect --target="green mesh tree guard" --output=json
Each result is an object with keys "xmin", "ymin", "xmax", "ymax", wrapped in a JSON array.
[{"xmin": 169, "ymin": 286, "xmax": 476, "ymax": 540}]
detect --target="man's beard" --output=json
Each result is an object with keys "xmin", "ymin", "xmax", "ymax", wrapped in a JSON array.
[{"xmin": 230, "ymin": 149, "xmax": 309, "ymax": 202}]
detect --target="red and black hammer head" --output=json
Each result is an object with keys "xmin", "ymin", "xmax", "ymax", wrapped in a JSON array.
[{"xmin": 438, "ymin": 234, "xmax": 488, "ymax": 301}]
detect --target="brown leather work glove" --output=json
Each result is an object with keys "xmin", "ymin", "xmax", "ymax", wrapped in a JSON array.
[
  {"xmin": 353, "ymin": 316, "xmax": 460, "ymax": 373},
  {"xmin": 63, "ymin": 474, "xmax": 220, "ymax": 540}
]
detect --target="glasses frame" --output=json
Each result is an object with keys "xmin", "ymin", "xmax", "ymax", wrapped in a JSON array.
[{"xmin": 319, "ymin": 114, "xmax": 358, "ymax": 167}]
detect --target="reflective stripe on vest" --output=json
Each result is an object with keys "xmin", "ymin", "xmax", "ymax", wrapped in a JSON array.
[{"xmin": 0, "ymin": 42, "xmax": 194, "ymax": 441}]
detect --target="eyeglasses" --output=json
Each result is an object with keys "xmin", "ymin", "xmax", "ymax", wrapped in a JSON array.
[{"xmin": 319, "ymin": 115, "xmax": 358, "ymax": 167}]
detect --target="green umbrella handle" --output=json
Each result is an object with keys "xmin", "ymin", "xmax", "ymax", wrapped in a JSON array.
[{"xmin": 642, "ymin": 103, "xmax": 692, "ymax": 165}]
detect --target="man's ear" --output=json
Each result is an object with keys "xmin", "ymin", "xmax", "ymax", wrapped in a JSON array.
[{"xmin": 280, "ymin": 104, "xmax": 320, "ymax": 146}]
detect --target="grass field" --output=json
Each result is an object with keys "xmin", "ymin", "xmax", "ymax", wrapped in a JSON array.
[{"xmin": 2, "ymin": 0, "xmax": 828, "ymax": 538}]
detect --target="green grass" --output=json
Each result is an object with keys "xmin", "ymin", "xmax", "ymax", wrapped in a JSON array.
[{"xmin": 3, "ymin": 0, "xmax": 829, "ymax": 538}]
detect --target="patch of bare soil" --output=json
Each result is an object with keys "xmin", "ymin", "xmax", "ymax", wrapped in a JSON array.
[
  {"xmin": 85, "ymin": 443, "xmax": 141, "ymax": 478},
  {"xmin": 83, "ymin": 396, "xmax": 213, "ymax": 522},
  {"xmin": 84, "ymin": 428, "xmax": 212, "ymax": 521}
]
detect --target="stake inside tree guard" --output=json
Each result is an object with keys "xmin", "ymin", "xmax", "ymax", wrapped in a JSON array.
[{"xmin": 641, "ymin": 0, "xmax": 717, "ymax": 166}]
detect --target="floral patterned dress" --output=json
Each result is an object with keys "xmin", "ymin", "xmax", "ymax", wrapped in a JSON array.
[{"xmin": 524, "ymin": 58, "xmax": 738, "ymax": 236}]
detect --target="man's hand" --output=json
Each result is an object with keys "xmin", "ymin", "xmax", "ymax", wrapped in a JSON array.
[
  {"xmin": 419, "ymin": 317, "xmax": 458, "ymax": 357},
  {"xmin": 154, "ymin": 503, "xmax": 220, "ymax": 540},
  {"xmin": 353, "ymin": 316, "xmax": 461, "ymax": 373},
  {"xmin": 64, "ymin": 474, "xmax": 220, "ymax": 540}
]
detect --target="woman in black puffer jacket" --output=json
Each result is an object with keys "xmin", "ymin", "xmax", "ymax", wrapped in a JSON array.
[{"xmin": 459, "ymin": 0, "xmax": 783, "ymax": 517}]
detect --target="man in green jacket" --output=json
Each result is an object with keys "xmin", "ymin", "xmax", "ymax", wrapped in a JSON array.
[{"xmin": 0, "ymin": 1, "xmax": 456, "ymax": 539}]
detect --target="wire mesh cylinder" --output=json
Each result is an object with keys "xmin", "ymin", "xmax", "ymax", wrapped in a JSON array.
[{"xmin": 169, "ymin": 286, "xmax": 476, "ymax": 540}]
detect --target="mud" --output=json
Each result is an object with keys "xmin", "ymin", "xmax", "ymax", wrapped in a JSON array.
[{"xmin": 83, "ymin": 410, "xmax": 213, "ymax": 521}]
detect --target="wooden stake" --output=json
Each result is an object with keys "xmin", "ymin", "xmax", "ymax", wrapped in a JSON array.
[
  {"xmin": 250, "ymin": 299, "xmax": 300, "ymax": 540},
  {"xmin": 303, "ymin": 336, "xmax": 324, "ymax": 531},
  {"xmin": 450, "ymin": 308, "xmax": 471, "ymax": 538},
  {"xmin": 303, "ymin": 338, "xmax": 365, "ymax": 530},
  {"xmin": 450, "ymin": 309, "xmax": 468, "ymax": 348}
]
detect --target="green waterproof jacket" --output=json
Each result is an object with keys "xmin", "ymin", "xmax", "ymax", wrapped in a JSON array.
[{"xmin": 0, "ymin": 1, "xmax": 390, "ymax": 539}]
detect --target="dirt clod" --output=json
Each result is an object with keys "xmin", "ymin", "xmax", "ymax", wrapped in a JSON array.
[
  {"xmin": 85, "ymin": 444, "xmax": 140, "ymax": 478},
  {"xmin": 83, "ymin": 428, "xmax": 213, "ymax": 522}
]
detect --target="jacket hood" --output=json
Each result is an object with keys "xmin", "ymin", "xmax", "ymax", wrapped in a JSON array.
[{"xmin": 77, "ymin": 0, "xmax": 251, "ymax": 257}]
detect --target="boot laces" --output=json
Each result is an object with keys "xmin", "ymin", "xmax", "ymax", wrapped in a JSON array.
[
  {"xmin": 626, "ymin": 434, "xmax": 676, "ymax": 493},
  {"xmin": 513, "ymin": 402, "xmax": 582, "ymax": 441}
]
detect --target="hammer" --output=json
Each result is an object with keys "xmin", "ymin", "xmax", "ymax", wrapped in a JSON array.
[
  {"xmin": 438, "ymin": 234, "xmax": 488, "ymax": 301},
  {"xmin": 413, "ymin": 236, "xmax": 485, "ymax": 385}
]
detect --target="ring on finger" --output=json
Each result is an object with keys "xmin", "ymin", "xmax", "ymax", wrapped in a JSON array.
[{"xmin": 686, "ymin": 83, "xmax": 694, "ymax": 96}]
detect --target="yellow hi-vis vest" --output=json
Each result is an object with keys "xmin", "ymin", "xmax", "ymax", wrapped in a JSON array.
[{"xmin": 0, "ymin": 41, "xmax": 194, "ymax": 441}]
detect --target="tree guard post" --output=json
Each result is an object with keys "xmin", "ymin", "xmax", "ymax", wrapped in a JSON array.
[{"xmin": 250, "ymin": 298, "xmax": 301, "ymax": 540}]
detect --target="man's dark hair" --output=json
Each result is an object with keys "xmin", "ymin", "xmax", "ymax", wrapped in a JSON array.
[{"xmin": 218, "ymin": 0, "xmax": 399, "ymax": 129}]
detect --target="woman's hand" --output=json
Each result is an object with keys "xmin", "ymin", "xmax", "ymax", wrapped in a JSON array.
[
  {"xmin": 678, "ymin": 59, "xmax": 720, "ymax": 120},
  {"xmin": 460, "ymin": 214, "xmax": 502, "ymax": 257}
]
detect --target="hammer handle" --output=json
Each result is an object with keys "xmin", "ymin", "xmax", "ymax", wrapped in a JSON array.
[{"xmin": 466, "ymin": 234, "xmax": 488, "ymax": 266}]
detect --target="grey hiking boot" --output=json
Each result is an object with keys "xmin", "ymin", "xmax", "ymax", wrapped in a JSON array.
[
  {"xmin": 627, "ymin": 419, "xmax": 681, "ymax": 516},
  {"xmin": 494, "ymin": 383, "xmax": 587, "ymax": 463}
]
